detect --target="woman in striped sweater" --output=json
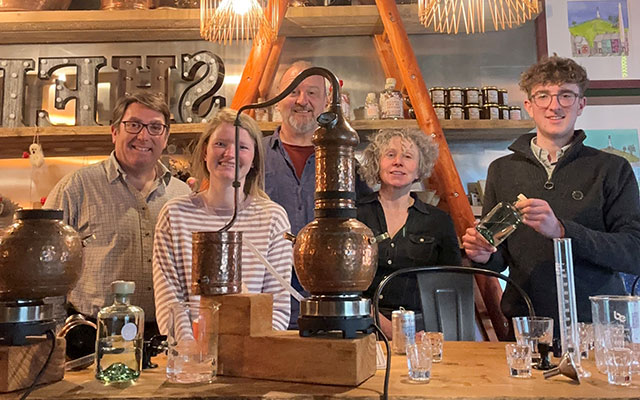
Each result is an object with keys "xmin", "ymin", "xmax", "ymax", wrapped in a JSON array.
[{"xmin": 152, "ymin": 108, "xmax": 293, "ymax": 332}]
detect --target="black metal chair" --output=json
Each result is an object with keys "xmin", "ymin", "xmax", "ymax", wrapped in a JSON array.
[{"xmin": 373, "ymin": 266, "xmax": 535, "ymax": 341}]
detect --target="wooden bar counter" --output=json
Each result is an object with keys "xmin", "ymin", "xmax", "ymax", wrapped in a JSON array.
[{"xmin": 5, "ymin": 341, "xmax": 637, "ymax": 400}]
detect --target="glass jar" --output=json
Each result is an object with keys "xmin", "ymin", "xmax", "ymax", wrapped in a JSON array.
[
  {"xmin": 498, "ymin": 88, "xmax": 509, "ymax": 106},
  {"xmin": 509, "ymin": 106, "xmax": 522, "ymax": 120},
  {"xmin": 447, "ymin": 87, "xmax": 463, "ymax": 106},
  {"xmin": 464, "ymin": 104, "xmax": 481, "ymax": 120},
  {"xmin": 500, "ymin": 105, "xmax": 510, "ymax": 120},
  {"xmin": 464, "ymin": 87, "xmax": 480, "ymax": 106},
  {"xmin": 447, "ymin": 103, "xmax": 463, "ymax": 120},
  {"xmin": 482, "ymin": 103, "xmax": 500, "ymax": 120},
  {"xmin": 380, "ymin": 78, "xmax": 404, "ymax": 120},
  {"xmin": 429, "ymin": 87, "xmax": 446, "ymax": 104},
  {"xmin": 481, "ymin": 86, "xmax": 499, "ymax": 105},
  {"xmin": 433, "ymin": 103, "xmax": 446, "ymax": 120}
]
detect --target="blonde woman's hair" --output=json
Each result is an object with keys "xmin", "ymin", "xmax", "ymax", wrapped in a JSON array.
[
  {"xmin": 359, "ymin": 128, "xmax": 439, "ymax": 188},
  {"xmin": 190, "ymin": 108, "xmax": 267, "ymax": 199}
]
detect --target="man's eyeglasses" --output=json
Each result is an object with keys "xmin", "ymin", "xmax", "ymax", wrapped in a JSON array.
[
  {"xmin": 121, "ymin": 120, "xmax": 167, "ymax": 136},
  {"xmin": 530, "ymin": 91, "xmax": 580, "ymax": 108}
]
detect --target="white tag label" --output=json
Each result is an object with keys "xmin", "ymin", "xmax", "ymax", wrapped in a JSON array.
[{"xmin": 121, "ymin": 322, "xmax": 137, "ymax": 341}]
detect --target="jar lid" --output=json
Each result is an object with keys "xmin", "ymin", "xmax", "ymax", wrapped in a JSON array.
[
  {"xmin": 465, "ymin": 87, "xmax": 480, "ymax": 91},
  {"xmin": 465, "ymin": 104, "xmax": 481, "ymax": 108},
  {"xmin": 483, "ymin": 103, "xmax": 500, "ymax": 107},
  {"xmin": 482, "ymin": 86, "xmax": 498, "ymax": 90},
  {"xmin": 498, "ymin": 88, "xmax": 508, "ymax": 92},
  {"xmin": 112, "ymin": 280, "xmax": 135, "ymax": 295},
  {"xmin": 499, "ymin": 105, "xmax": 510, "ymax": 109},
  {"xmin": 448, "ymin": 103, "xmax": 463, "ymax": 107},
  {"xmin": 15, "ymin": 209, "xmax": 63, "ymax": 220},
  {"xmin": 432, "ymin": 103, "xmax": 446, "ymax": 107},
  {"xmin": 448, "ymin": 86, "xmax": 463, "ymax": 90},
  {"xmin": 385, "ymin": 77, "xmax": 397, "ymax": 86},
  {"xmin": 509, "ymin": 106, "xmax": 521, "ymax": 110}
]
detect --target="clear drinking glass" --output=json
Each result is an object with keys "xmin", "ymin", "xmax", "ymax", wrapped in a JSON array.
[
  {"xmin": 166, "ymin": 301, "xmax": 220, "ymax": 384},
  {"xmin": 406, "ymin": 341, "xmax": 432, "ymax": 383},
  {"xmin": 421, "ymin": 332, "xmax": 443, "ymax": 363},
  {"xmin": 512, "ymin": 316, "xmax": 553, "ymax": 367},
  {"xmin": 605, "ymin": 347, "xmax": 632, "ymax": 386},
  {"xmin": 505, "ymin": 343, "xmax": 532, "ymax": 378}
]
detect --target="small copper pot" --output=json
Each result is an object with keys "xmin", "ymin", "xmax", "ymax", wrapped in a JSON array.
[{"xmin": 0, "ymin": 209, "xmax": 82, "ymax": 301}]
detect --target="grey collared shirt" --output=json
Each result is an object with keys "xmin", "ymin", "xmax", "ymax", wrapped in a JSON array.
[
  {"xmin": 44, "ymin": 152, "xmax": 190, "ymax": 320},
  {"xmin": 530, "ymin": 137, "xmax": 573, "ymax": 179}
]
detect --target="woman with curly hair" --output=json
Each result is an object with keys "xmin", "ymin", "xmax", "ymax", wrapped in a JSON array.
[{"xmin": 358, "ymin": 128, "xmax": 461, "ymax": 337}]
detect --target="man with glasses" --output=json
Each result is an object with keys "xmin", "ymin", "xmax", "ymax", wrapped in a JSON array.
[
  {"xmin": 45, "ymin": 92, "xmax": 190, "ymax": 338},
  {"xmin": 462, "ymin": 56, "xmax": 640, "ymax": 337}
]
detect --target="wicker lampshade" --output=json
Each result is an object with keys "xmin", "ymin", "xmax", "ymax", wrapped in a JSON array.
[
  {"xmin": 418, "ymin": 0, "xmax": 540, "ymax": 34},
  {"xmin": 200, "ymin": 0, "xmax": 278, "ymax": 44}
]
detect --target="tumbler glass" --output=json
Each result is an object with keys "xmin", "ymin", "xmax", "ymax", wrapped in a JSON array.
[
  {"xmin": 166, "ymin": 301, "xmax": 220, "ymax": 384},
  {"xmin": 505, "ymin": 343, "xmax": 532, "ymax": 378}
]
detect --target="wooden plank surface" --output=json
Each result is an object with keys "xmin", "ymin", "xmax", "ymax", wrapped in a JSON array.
[
  {"xmin": 0, "ymin": 5, "xmax": 432, "ymax": 44},
  {"xmin": 0, "ymin": 337, "xmax": 65, "ymax": 393},
  {"xmin": 14, "ymin": 341, "xmax": 638, "ymax": 400}
]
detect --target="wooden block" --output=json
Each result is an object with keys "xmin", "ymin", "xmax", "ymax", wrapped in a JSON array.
[
  {"xmin": 0, "ymin": 337, "xmax": 66, "ymax": 393},
  {"xmin": 201, "ymin": 293, "xmax": 272, "ymax": 336},
  {"xmin": 219, "ymin": 331, "xmax": 376, "ymax": 386}
]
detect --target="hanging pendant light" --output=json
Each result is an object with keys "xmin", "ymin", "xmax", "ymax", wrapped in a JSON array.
[
  {"xmin": 200, "ymin": 0, "xmax": 278, "ymax": 44},
  {"xmin": 418, "ymin": 0, "xmax": 540, "ymax": 35}
]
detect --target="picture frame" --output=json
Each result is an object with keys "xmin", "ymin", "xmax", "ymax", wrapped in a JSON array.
[{"xmin": 536, "ymin": 0, "xmax": 640, "ymax": 89}]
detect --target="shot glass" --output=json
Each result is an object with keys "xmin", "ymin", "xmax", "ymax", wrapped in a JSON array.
[
  {"xmin": 424, "ymin": 332, "xmax": 444, "ymax": 363},
  {"xmin": 505, "ymin": 343, "xmax": 532, "ymax": 378},
  {"xmin": 595, "ymin": 324, "xmax": 625, "ymax": 374},
  {"xmin": 578, "ymin": 322, "xmax": 594, "ymax": 359},
  {"xmin": 512, "ymin": 316, "xmax": 553, "ymax": 367},
  {"xmin": 406, "ymin": 341, "xmax": 432, "ymax": 383},
  {"xmin": 605, "ymin": 347, "xmax": 632, "ymax": 386}
]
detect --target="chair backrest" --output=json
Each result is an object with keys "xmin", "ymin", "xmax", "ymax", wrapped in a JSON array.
[{"xmin": 416, "ymin": 271, "xmax": 475, "ymax": 341}]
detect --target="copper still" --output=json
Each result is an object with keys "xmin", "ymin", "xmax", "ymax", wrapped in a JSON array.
[
  {"xmin": 0, "ymin": 209, "xmax": 82, "ymax": 345},
  {"xmin": 238, "ymin": 68, "xmax": 378, "ymax": 338}
]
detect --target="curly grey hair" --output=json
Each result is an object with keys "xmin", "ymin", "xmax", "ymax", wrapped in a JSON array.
[{"xmin": 359, "ymin": 128, "xmax": 439, "ymax": 188}]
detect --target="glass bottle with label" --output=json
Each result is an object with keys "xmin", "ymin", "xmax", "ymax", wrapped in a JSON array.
[
  {"xmin": 96, "ymin": 280, "xmax": 144, "ymax": 383},
  {"xmin": 379, "ymin": 78, "xmax": 404, "ymax": 120},
  {"xmin": 364, "ymin": 92, "xmax": 380, "ymax": 120}
]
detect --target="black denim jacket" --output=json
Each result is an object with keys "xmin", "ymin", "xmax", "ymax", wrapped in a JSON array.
[{"xmin": 357, "ymin": 192, "xmax": 462, "ymax": 312}]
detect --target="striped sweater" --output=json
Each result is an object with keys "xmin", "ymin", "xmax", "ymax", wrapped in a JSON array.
[{"xmin": 153, "ymin": 193, "xmax": 293, "ymax": 333}]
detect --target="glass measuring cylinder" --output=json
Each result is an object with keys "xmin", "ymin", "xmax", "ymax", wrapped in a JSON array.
[{"xmin": 553, "ymin": 238, "xmax": 590, "ymax": 378}]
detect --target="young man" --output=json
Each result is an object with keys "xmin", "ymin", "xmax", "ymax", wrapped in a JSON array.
[
  {"xmin": 462, "ymin": 56, "xmax": 640, "ymax": 335},
  {"xmin": 44, "ymin": 92, "xmax": 190, "ymax": 338}
]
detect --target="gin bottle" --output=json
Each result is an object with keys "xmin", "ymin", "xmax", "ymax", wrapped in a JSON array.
[
  {"xmin": 96, "ymin": 281, "xmax": 144, "ymax": 383},
  {"xmin": 379, "ymin": 78, "xmax": 404, "ymax": 120}
]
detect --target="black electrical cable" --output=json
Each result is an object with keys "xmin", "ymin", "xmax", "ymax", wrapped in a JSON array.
[
  {"xmin": 371, "ymin": 323, "xmax": 390, "ymax": 400},
  {"xmin": 19, "ymin": 329, "xmax": 56, "ymax": 400},
  {"xmin": 373, "ymin": 265, "xmax": 536, "ymax": 330}
]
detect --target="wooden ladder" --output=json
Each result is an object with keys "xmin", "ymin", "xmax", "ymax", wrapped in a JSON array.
[{"xmin": 230, "ymin": 0, "xmax": 507, "ymax": 341}]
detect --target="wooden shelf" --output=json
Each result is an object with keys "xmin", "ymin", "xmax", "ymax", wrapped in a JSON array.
[
  {"xmin": 0, "ymin": 5, "xmax": 428, "ymax": 44},
  {"xmin": 0, "ymin": 119, "xmax": 534, "ymax": 158}
]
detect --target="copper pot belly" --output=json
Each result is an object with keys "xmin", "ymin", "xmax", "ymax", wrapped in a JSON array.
[
  {"xmin": 293, "ymin": 218, "xmax": 377, "ymax": 294},
  {"xmin": 0, "ymin": 209, "xmax": 82, "ymax": 301}
]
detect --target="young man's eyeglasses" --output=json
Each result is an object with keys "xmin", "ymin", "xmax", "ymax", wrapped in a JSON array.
[
  {"xmin": 530, "ymin": 91, "xmax": 580, "ymax": 108},
  {"xmin": 121, "ymin": 120, "xmax": 167, "ymax": 136}
]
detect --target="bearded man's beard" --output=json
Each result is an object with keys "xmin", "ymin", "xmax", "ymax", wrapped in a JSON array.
[{"xmin": 287, "ymin": 111, "xmax": 318, "ymax": 133}]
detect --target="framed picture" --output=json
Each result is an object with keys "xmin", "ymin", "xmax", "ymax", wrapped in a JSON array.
[{"xmin": 536, "ymin": 0, "xmax": 640, "ymax": 89}]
